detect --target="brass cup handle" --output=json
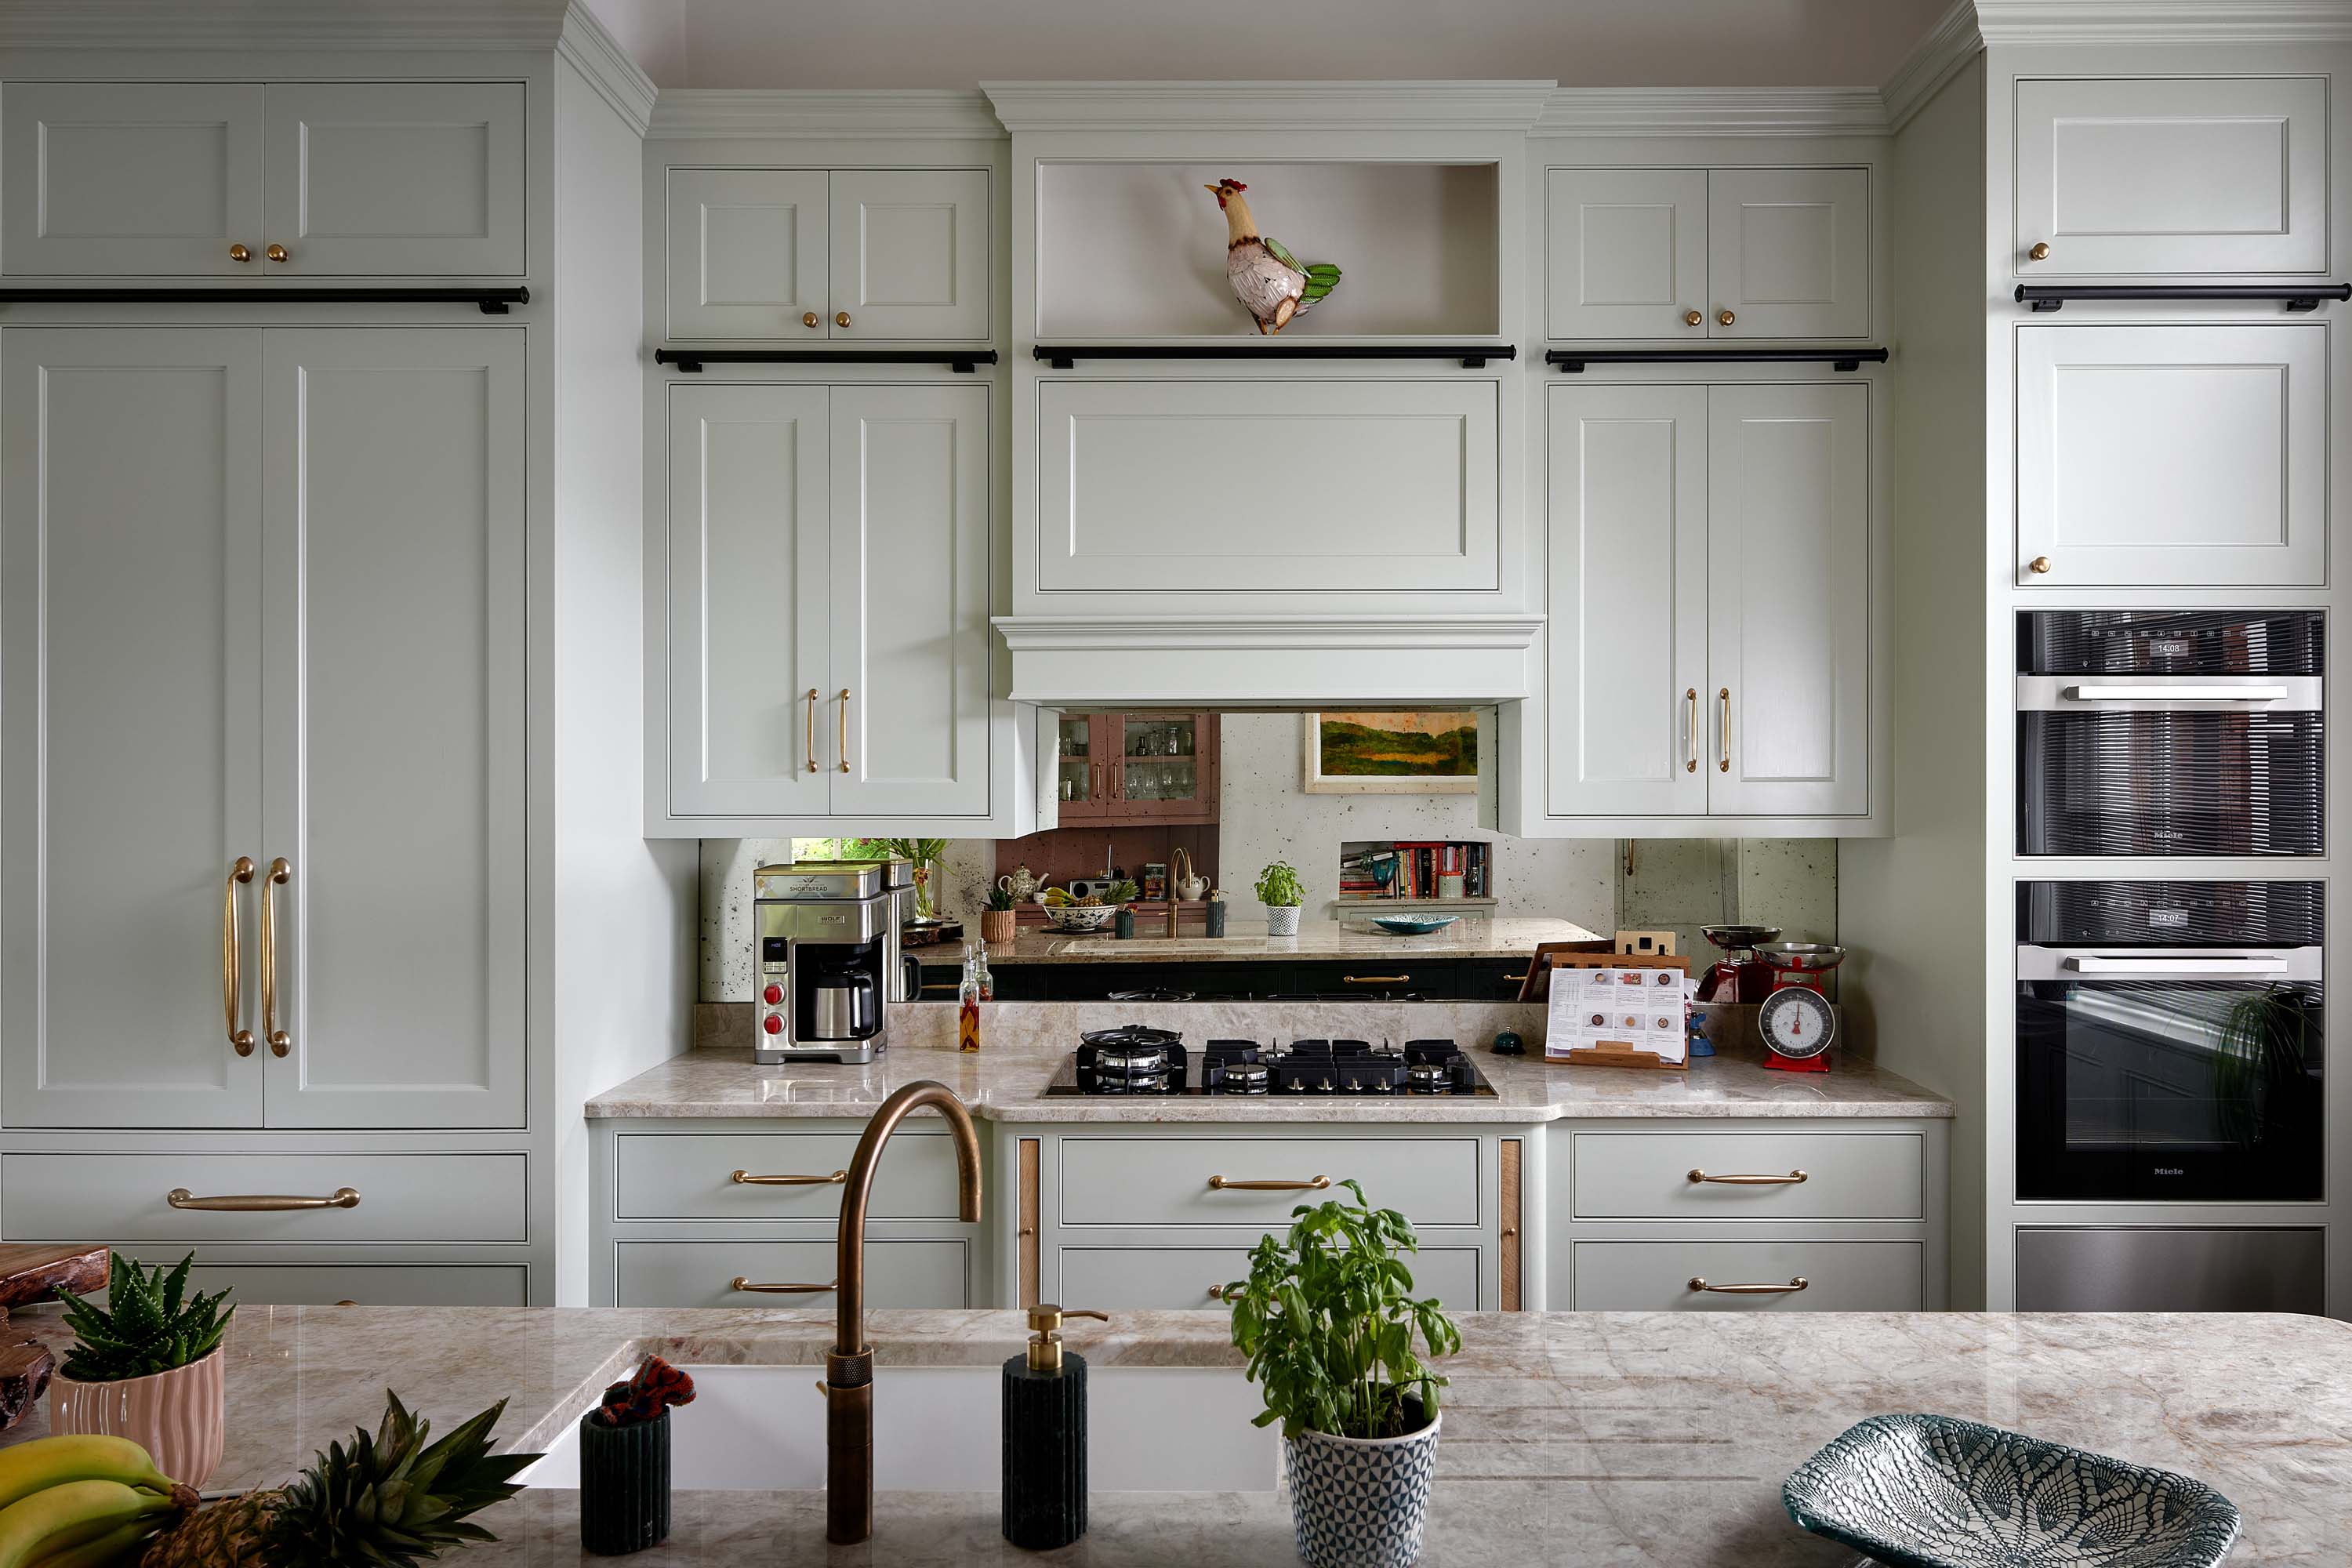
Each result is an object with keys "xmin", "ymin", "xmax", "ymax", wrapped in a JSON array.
[
  {"xmin": 1209, "ymin": 1174, "xmax": 1330, "ymax": 1192},
  {"xmin": 229, "ymin": 244, "xmax": 252, "ymax": 263},
  {"xmin": 169, "ymin": 1187, "xmax": 358, "ymax": 1211},
  {"xmin": 804, "ymin": 688, "xmax": 819, "ymax": 773},
  {"xmin": 803, "ymin": 311, "xmax": 821, "ymax": 328},
  {"xmin": 837, "ymin": 688, "xmax": 851, "ymax": 774},
  {"xmin": 1717, "ymin": 687, "xmax": 1731, "ymax": 774},
  {"xmin": 223, "ymin": 857, "xmax": 256, "ymax": 1055},
  {"xmin": 730, "ymin": 1276, "xmax": 837, "ymax": 1294},
  {"xmin": 260, "ymin": 857, "xmax": 291, "ymax": 1058},
  {"xmin": 2029, "ymin": 241, "xmax": 2051, "ymax": 261},
  {"xmin": 1682, "ymin": 309, "xmax": 1702, "ymax": 327},
  {"xmin": 1689, "ymin": 1169, "xmax": 1809, "ymax": 1185},
  {"xmin": 1689, "ymin": 1276, "xmax": 1809, "ymax": 1295},
  {"xmin": 1684, "ymin": 688, "xmax": 1699, "ymax": 774},
  {"xmin": 265, "ymin": 244, "xmax": 289, "ymax": 263},
  {"xmin": 731, "ymin": 1168, "xmax": 847, "ymax": 1186},
  {"xmin": 1343, "ymin": 975, "xmax": 1410, "ymax": 985}
]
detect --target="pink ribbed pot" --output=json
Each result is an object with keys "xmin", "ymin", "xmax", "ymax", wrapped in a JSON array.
[{"xmin": 49, "ymin": 1348, "xmax": 225, "ymax": 1488}]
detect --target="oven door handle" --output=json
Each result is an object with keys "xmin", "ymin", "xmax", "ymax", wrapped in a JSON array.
[
  {"xmin": 2063, "ymin": 954, "xmax": 2291, "ymax": 976},
  {"xmin": 2064, "ymin": 682, "xmax": 2292, "ymax": 703}
]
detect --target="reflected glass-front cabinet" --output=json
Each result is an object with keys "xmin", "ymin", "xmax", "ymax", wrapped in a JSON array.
[{"xmin": 1052, "ymin": 713, "xmax": 1219, "ymax": 825}]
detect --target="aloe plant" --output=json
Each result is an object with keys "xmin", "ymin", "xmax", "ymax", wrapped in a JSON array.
[
  {"xmin": 2212, "ymin": 985, "xmax": 2318, "ymax": 1151},
  {"xmin": 56, "ymin": 1252, "xmax": 234, "ymax": 1382}
]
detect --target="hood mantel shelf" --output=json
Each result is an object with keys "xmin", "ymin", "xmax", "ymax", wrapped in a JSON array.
[{"xmin": 993, "ymin": 614, "xmax": 1542, "ymax": 707}]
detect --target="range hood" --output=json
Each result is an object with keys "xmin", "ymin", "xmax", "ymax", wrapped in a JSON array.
[{"xmin": 993, "ymin": 614, "xmax": 1542, "ymax": 708}]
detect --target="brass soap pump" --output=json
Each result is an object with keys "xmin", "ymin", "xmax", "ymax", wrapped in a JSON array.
[{"xmin": 1002, "ymin": 1303, "xmax": 1107, "ymax": 1548}]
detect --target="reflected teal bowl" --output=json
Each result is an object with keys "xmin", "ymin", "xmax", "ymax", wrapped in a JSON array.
[{"xmin": 1370, "ymin": 915, "xmax": 1459, "ymax": 936}]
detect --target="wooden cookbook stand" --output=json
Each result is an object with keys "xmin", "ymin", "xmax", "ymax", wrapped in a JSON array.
[{"xmin": 1540, "ymin": 951, "xmax": 1693, "ymax": 1073}]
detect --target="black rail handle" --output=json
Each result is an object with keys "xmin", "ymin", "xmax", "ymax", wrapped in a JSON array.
[
  {"xmin": 2015, "ymin": 284, "xmax": 2351, "ymax": 314},
  {"xmin": 1547, "ymin": 347, "xmax": 1889, "ymax": 373},
  {"xmin": 657, "ymin": 347, "xmax": 998, "ymax": 373},
  {"xmin": 0, "ymin": 286, "xmax": 529, "ymax": 314},
  {"xmin": 1035, "ymin": 343, "xmax": 1515, "ymax": 370}
]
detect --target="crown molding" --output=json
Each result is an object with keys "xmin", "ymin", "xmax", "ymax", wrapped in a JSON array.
[
  {"xmin": 556, "ymin": 2, "xmax": 655, "ymax": 136},
  {"xmin": 648, "ymin": 89, "xmax": 1004, "ymax": 140},
  {"xmin": 1971, "ymin": 0, "xmax": 2352, "ymax": 43},
  {"xmin": 1534, "ymin": 87, "xmax": 1888, "ymax": 137},
  {"xmin": 1881, "ymin": 0, "xmax": 1983, "ymax": 131},
  {"xmin": 0, "ymin": 0, "xmax": 570, "ymax": 49},
  {"xmin": 982, "ymin": 81, "xmax": 1555, "ymax": 134}
]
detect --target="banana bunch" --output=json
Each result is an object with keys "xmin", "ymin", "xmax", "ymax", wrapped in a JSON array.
[
  {"xmin": 1040, "ymin": 887, "xmax": 1073, "ymax": 907},
  {"xmin": 0, "ymin": 1436, "xmax": 195, "ymax": 1568}
]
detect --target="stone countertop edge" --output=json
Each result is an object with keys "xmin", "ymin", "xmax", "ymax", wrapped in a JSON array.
[{"xmin": 982, "ymin": 914, "xmax": 1603, "ymax": 963}]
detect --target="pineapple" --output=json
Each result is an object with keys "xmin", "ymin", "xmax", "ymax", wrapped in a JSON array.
[{"xmin": 141, "ymin": 1391, "xmax": 537, "ymax": 1568}]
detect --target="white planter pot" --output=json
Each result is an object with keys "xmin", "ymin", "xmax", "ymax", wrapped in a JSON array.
[
  {"xmin": 1284, "ymin": 1402, "xmax": 1440, "ymax": 1568},
  {"xmin": 1265, "ymin": 906, "xmax": 1302, "ymax": 936}
]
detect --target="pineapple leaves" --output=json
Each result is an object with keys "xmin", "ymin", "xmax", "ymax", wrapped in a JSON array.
[
  {"xmin": 55, "ymin": 1250, "xmax": 234, "ymax": 1383},
  {"xmin": 270, "ymin": 1392, "xmax": 540, "ymax": 1566}
]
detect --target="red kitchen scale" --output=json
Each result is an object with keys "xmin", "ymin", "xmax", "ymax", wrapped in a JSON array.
[{"xmin": 1755, "ymin": 942, "xmax": 1845, "ymax": 1073}]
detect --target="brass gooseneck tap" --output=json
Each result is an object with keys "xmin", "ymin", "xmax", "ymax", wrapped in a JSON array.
[{"xmin": 825, "ymin": 1080, "xmax": 983, "ymax": 1544}]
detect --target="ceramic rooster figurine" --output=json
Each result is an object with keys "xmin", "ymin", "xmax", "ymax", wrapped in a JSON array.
[{"xmin": 1206, "ymin": 178, "xmax": 1341, "ymax": 334}]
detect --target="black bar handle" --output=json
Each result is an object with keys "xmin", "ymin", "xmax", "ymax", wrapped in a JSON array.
[
  {"xmin": 1033, "ymin": 343, "xmax": 1515, "ymax": 370},
  {"xmin": 2015, "ymin": 284, "xmax": 2351, "ymax": 314},
  {"xmin": 1545, "ymin": 347, "xmax": 1889, "ymax": 374},
  {"xmin": 0, "ymin": 286, "xmax": 529, "ymax": 314},
  {"xmin": 656, "ymin": 348, "xmax": 998, "ymax": 374}
]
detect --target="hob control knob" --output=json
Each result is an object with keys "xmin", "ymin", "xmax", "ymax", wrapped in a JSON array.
[
  {"xmin": 763, "ymin": 983, "xmax": 784, "ymax": 1005},
  {"xmin": 761, "ymin": 1014, "xmax": 784, "ymax": 1036}
]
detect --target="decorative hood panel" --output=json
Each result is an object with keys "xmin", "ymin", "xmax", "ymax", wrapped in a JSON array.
[{"xmin": 993, "ymin": 615, "xmax": 1541, "ymax": 708}]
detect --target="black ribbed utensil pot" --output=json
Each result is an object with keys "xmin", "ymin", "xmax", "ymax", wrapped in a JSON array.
[
  {"xmin": 579, "ymin": 1408, "xmax": 670, "ymax": 1555},
  {"xmin": 1003, "ymin": 1352, "xmax": 1087, "ymax": 1549}
]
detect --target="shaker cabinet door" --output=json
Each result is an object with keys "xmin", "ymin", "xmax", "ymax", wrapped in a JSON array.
[
  {"xmin": 1706, "ymin": 383, "xmax": 1869, "ymax": 816},
  {"xmin": 666, "ymin": 169, "xmax": 832, "ymax": 339},
  {"xmin": 259, "ymin": 329, "xmax": 528, "ymax": 1128},
  {"xmin": 1707, "ymin": 169, "xmax": 1870, "ymax": 339},
  {"xmin": 663, "ymin": 385, "xmax": 833, "ymax": 818},
  {"xmin": 1, "ymin": 328, "xmax": 267, "ymax": 1127},
  {"xmin": 1545, "ymin": 169, "xmax": 1708, "ymax": 339},
  {"xmin": 829, "ymin": 169, "xmax": 990, "ymax": 340},
  {"xmin": 2, "ymin": 84, "xmax": 265, "ymax": 276},
  {"xmin": 1544, "ymin": 385, "xmax": 1709, "ymax": 817}
]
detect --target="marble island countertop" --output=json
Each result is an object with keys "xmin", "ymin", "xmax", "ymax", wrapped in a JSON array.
[
  {"xmin": 4, "ymin": 1305, "xmax": 2343, "ymax": 1564},
  {"xmin": 985, "ymin": 914, "xmax": 1599, "ymax": 962},
  {"xmin": 590, "ymin": 1004, "xmax": 1952, "ymax": 1122}
]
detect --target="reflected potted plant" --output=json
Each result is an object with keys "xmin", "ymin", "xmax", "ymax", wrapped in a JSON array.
[
  {"xmin": 982, "ymin": 884, "xmax": 1019, "ymax": 946},
  {"xmin": 853, "ymin": 837, "xmax": 949, "ymax": 921},
  {"xmin": 1256, "ymin": 861, "xmax": 1305, "ymax": 936},
  {"xmin": 1106, "ymin": 879, "xmax": 1141, "ymax": 939},
  {"xmin": 1221, "ymin": 1180, "xmax": 1460, "ymax": 1568},
  {"xmin": 50, "ymin": 1253, "xmax": 233, "ymax": 1488}
]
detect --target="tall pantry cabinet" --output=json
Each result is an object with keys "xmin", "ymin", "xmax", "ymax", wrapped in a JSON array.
[{"xmin": 0, "ymin": 15, "xmax": 693, "ymax": 1306}]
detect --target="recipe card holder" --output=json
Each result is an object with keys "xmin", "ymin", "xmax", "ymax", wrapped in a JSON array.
[{"xmin": 1543, "ymin": 952, "xmax": 1692, "ymax": 1073}]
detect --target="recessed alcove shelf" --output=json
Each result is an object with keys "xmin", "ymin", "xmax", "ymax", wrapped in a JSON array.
[{"xmin": 1035, "ymin": 160, "xmax": 1501, "ymax": 340}]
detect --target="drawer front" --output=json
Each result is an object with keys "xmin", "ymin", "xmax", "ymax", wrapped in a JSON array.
[
  {"xmin": 614, "ymin": 1239, "xmax": 967, "ymax": 1309},
  {"xmin": 1573, "ymin": 1240, "xmax": 1921, "ymax": 1311},
  {"xmin": 1, "ymin": 1153, "xmax": 526, "ymax": 1243},
  {"xmin": 1059, "ymin": 1245, "xmax": 1480, "ymax": 1312},
  {"xmin": 615, "ymin": 1131, "xmax": 966, "ymax": 1221},
  {"xmin": 133, "ymin": 1259, "xmax": 528, "ymax": 1308},
  {"xmin": 1573, "ymin": 1132, "xmax": 1922, "ymax": 1221},
  {"xmin": 1036, "ymin": 379, "xmax": 1500, "ymax": 595},
  {"xmin": 1058, "ymin": 1138, "xmax": 1479, "ymax": 1229},
  {"xmin": 2016, "ymin": 77, "xmax": 2326, "ymax": 277}
]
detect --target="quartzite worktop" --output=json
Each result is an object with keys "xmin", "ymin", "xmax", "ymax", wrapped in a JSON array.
[
  {"xmin": 2, "ymin": 1305, "xmax": 2342, "ymax": 1566},
  {"xmin": 587, "ymin": 1007, "xmax": 1950, "ymax": 1316}
]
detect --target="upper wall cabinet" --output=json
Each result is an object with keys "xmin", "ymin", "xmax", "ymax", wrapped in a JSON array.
[
  {"xmin": 1547, "ymin": 167, "xmax": 1869, "ymax": 340},
  {"xmin": 2015, "ymin": 78, "xmax": 2326, "ymax": 277},
  {"xmin": 2, "ymin": 81, "xmax": 524, "ymax": 278},
  {"xmin": 663, "ymin": 168, "xmax": 989, "ymax": 342}
]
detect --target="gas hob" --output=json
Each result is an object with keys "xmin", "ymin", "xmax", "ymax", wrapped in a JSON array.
[{"xmin": 1049, "ymin": 1025, "xmax": 1495, "ymax": 1097}]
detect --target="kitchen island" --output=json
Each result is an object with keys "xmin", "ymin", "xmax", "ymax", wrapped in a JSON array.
[{"xmin": 3, "ymin": 1304, "xmax": 2342, "ymax": 1564}]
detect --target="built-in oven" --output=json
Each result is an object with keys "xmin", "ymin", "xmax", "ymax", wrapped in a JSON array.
[
  {"xmin": 2016, "ymin": 609, "xmax": 2323, "ymax": 856},
  {"xmin": 2016, "ymin": 880, "xmax": 2323, "ymax": 1202}
]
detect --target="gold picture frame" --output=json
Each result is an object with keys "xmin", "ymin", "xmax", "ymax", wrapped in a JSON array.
[{"xmin": 1301, "ymin": 711, "xmax": 1479, "ymax": 794}]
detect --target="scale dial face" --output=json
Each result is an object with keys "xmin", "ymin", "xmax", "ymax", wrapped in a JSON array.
[{"xmin": 1758, "ymin": 985, "xmax": 1836, "ymax": 1059}]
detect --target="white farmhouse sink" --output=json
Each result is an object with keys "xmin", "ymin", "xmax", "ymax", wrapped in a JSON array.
[{"xmin": 521, "ymin": 1364, "xmax": 1278, "ymax": 1492}]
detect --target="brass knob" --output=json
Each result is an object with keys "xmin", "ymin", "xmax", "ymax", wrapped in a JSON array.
[
  {"xmin": 1717, "ymin": 309, "xmax": 1736, "ymax": 327},
  {"xmin": 835, "ymin": 311, "xmax": 852, "ymax": 328},
  {"xmin": 2029, "ymin": 556, "xmax": 2053, "ymax": 575},
  {"xmin": 229, "ymin": 244, "xmax": 252, "ymax": 263},
  {"xmin": 803, "ymin": 312, "xmax": 820, "ymax": 328},
  {"xmin": 1682, "ymin": 309, "xmax": 1702, "ymax": 327},
  {"xmin": 2029, "ymin": 241, "xmax": 2051, "ymax": 261},
  {"xmin": 265, "ymin": 244, "xmax": 289, "ymax": 263}
]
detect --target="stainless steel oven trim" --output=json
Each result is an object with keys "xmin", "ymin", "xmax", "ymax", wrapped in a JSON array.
[
  {"xmin": 2017, "ymin": 945, "xmax": 2323, "ymax": 982},
  {"xmin": 2016, "ymin": 673, "xmax": 2321, "ymax": 712}
]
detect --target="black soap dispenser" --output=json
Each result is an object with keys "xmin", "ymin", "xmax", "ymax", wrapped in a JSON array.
[{"xmin": 1003, "ymin": 1302, "xmax": 1107, "ymax": 1551}]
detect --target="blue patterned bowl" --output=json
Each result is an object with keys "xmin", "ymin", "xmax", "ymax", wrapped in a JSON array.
[
  {"xmin": 1784, "ymin": 1414, "xmax": 2241, "ymax": 1568},
  {"xmin": 1370, "ymin": 914, "xmax": 1458, "ymax": 936}
]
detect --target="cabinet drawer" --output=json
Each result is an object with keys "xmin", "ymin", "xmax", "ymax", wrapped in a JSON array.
[
  {"xmin": 615, "ymin": 1131, "xmax": 967, "ymax": 1221},
  {"xmin": 2016, "ymin": 77, "xmax": 2326, "ymax": 276},
  {"xmin": 1058, "ymin": 1138, "xmax": 1478, "ymax": 1229},
  {"xmin": 1, "ymin": 1154, "xmax": 525, "ymax": 1243},
  {"xmin": 1573, "ymin": 1133, "xmax": 1921, "ymax": 1220},
  {"xmin": 1573, "ymin": 1240, "xmax": 1920, "ymax": 1311},
  {"xmin": 614, "ymin": 1239, "xmax": 967, "ymax": 1309},
  {"xmin": 134, "ymin": 1260, "xmax": 528, "ymax": 1308},
  {"xmin": 1059, "ymin": 1246, "xmax": 1479, "ymax": 1312},
  {"xmin": 1036, "ymin": 379, "xmax": 1499, "ymax": 595}
]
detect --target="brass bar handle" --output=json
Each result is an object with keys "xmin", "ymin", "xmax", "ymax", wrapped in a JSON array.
[
  {"xmin": 223, "ymin": 857, "xmax": 256, "ymax": 1055},
  {"xmin": 1688, "ymin": 1276, "xmax": 1809, "ymax": 1295},
  {"xmin": 1717, "ymin": 687, "xmax": 1731, "ymax": 774},
  {"xmin": 260, "ymin": 857, "xmax": 291, "ymax": 1058},
  {"xmin": 1684, "ymin": 688, "xmax": 1699, "ymax": 774},
  {"xmin": 730, "ymin": 1276, "xmax": 837, "ymax": 1294},
  {"xmin": 1504, "ymin": 970, "xmax": 1530, "ymax": 982},
  {"xmin": 1207, "ymin": 1284, "xmax": 1231, "ymax": 1301},
  {"xmin": 837, "ymin": 688, "xmax": 851, "ymax": 773},
  {"xmin": 1343, "ymin": 975, "xmax": 1410, "ymax": 985},
  {"xmin": 731, "ymin": 1168, "xmax": 848, "ymax": 1187},
  {"xmin": 1688, "ymin": 1169, "xmax": 1809, "ymax": 1185},
  {"xmin": 1208, "ymin": 1174, "xmax": 1330, "ymax": 1192},
  {"xmin": 804, "ymin": 688, "xmax": 819, "ymax": 773},
  {"xmin": 169, "ymin": 1187, "xmax": 359, "ymax": 1211}
]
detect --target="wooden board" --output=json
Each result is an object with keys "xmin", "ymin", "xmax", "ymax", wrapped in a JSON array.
[
  {"xmin": 1513, "ymin": 938, "xmax": 1613, "ymax": 1002},
  {"xmin": 0, "ymin": 1243, "xmax": 107, "ymax": 1308}
]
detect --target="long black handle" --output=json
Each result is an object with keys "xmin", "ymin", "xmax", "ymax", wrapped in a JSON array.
[
  {"xmin": 1035, "ymin": 343, "xmax": 1514, "ymax": 369},
  {"xmin": 2015, "ymin": 284, "xmax": 2350, "ymax": 314},
  {"xmin": 657, "ymin": 348, "xmax": 997, "ymax": 373},
  {"xmin": 0, "ymin": 286, "xmax": 529, "ymax": 314},
  {"xmin": 1547, "ymin": 347, "xmax": 1888, "ymax": 373}
]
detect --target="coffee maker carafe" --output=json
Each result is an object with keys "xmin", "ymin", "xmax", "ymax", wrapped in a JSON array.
[{"xmin": 753, "ymin": 862, "xmax": 895, "ymax": 1064}]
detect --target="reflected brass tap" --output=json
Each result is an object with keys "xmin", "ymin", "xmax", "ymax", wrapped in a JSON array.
[{"xmin": 825, "ymin": 1080, "xmax": 982, "ymax": 1544}]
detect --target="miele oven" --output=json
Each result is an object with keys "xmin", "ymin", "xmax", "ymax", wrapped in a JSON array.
[
  {"xmin": 2016, "ymin": 609, "xmax": 2323, "ymax": 857},
  {"xmin": 2016, "ymin": 880, "xmax": 2323, "ymax": 1203}
]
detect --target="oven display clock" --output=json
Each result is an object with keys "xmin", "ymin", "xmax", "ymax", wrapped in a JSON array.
[{"xmin": 1757, "ymin": 985, "xmax": 1836, "ymax": 1073}]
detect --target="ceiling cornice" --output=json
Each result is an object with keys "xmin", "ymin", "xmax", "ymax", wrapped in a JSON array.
[
  {"xmin": 557, "ymin": 3, "xmax": 655, "ymax": 136},
  {"xmin": 1971, "ymin": 0, "xmax": 2352, "ymax": 43},
  {"xmin": 0, "ymin": 0, "xmax": 570, "ymax": 49},
  {"xmin": 982, "ymin": 81, "xmax": 1555, "ymax": 134},
  {"xmin": 648, "ymin": 89, "xmax": 1005, "ymax": 140},
  {"xmin": 1535, "ymin": 87, "xmax": 1888, "ymax": 137},
  {"xmin": 1880, "ymin": 0, "xmax": 1983, "ymax": 131}
]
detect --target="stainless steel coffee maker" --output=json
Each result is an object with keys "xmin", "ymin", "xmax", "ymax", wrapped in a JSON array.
[{"xmin": 752, "ymin": 862, "xmax": 896, "ymax": 1064}]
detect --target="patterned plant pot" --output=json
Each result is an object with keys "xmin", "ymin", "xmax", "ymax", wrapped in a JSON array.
[
  {"xmin": 1284, "ymin": 1399, "xmax": 1439, "ymax": 1568},
  {"xmin": 50, "ymin": 1348, "xmax": 224, "ymax": 1488},
  {"xmin": 1265, "ymin": 906, "xmax": 1302, "ymax": 937},
  {"xmin": 981, "ymin": 909, "xmax": 1018, "ymax": 946},
  {"xmin": 579, "ymin": 1408, "xmax": 670, "ymax": 1555}
]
